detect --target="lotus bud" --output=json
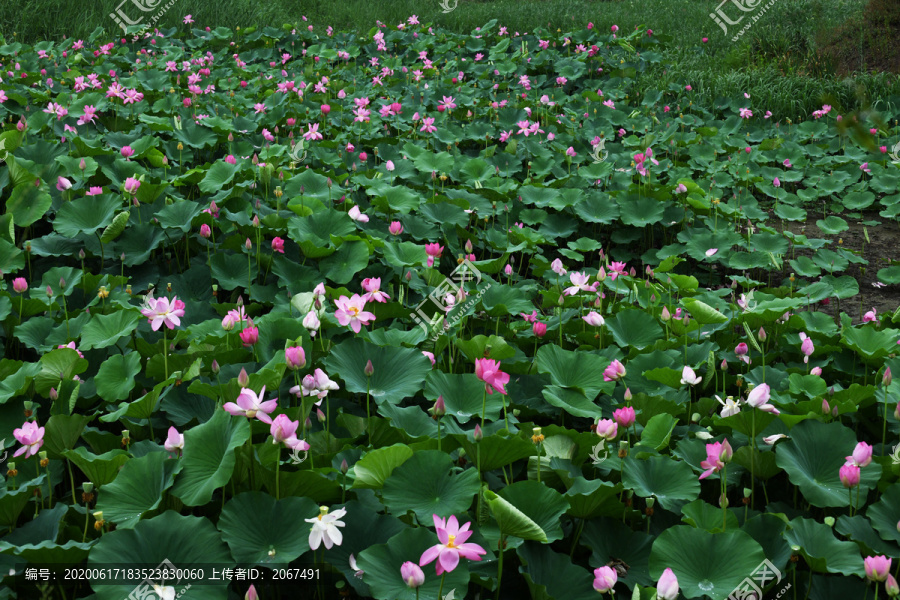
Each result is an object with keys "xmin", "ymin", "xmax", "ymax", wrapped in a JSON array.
[
  {"xmin": 433, "ymin": 395, "xmax": 446, "ymax": 417},
  {"xmin": 49, "ymin": 387, "xmax": 58, "ymax": 400},
  {"xmin": 238, "ymin": 368, "xmax": 249, "ymax": 387},
  {"xmin": 211, "ymin": 360, "xmax": 220, "ymax": 374},
  {"xmin": 822, "ymin": 399, "xmax": 831, "ymax": 414},
  {"xmin": 465, "ymin": 239, "xmax": 473, "ymax": 253},
  {"xmin": 245, "ymin": 238, "xmax": 252, "ymax": 250},
  {"xmin": 473, "ymin": 424, "xmax": 483, "ymax": 441},
  {"xmin": 364, "ymin": 360, "xmax": 374, "ymax": 377},
  {"xmin": 885, "ymin": 367, "xmax": 892, "ymax": 387},
  {"xmin": 406, "ymin": 270, "xmax": 412, "ymax": 282},
  {"xmin": 661, "ymin": 306, "xmax": 671, "ymax": 321},
  {"xmin": 252, "ymin": 215, "xmax": 259, "ymax": 227},
  {"xmin": 624, "ymin": 387, "xmax": 632, "ymax": 401},
  {"xmin": 317, "ymin": 407, "xmax": 326, "ymax": 422},
  {"xmin": 245, "ymin": 585, "xmax": 259, "ymax": 600},
  {"xmin": 758, "ymin": 327, "xmax": 766, "ymax": 341},
  {"xmin": 719, "ymin": 493, "xmax": 729, "ymax": 508}
]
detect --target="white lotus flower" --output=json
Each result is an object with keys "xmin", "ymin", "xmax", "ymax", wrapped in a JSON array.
[
  {"xmin": 680, "ymin": 366, "xmax": 702, "ymax": 386},
  {"xmin": 306, "ymin": 506, "xmax": 347, "ymax": 550}
]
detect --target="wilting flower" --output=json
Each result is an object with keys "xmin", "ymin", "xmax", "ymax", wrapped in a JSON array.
[
  {"xmin": 348, "ymin": 205, "xmax": 369, "ymax": 222},
  {"xmin": 223, "ymin": 386, "xmax": 277, "ymax": 424},
  {"xmin": 140, "ymin": 295, "xmax": 185, "ymax": 331},
  {"xmin": 291, "ymin": 368, "xmax": 340, "ymax": 400},
  {"xmin": 865, "ymin": 556, "xmax": 892, "ymax": 582},
  {"xmin": 335, "ymin": 294, "xmax": 376, "ymax": 333},
  {"xmin": 306, "ymin": 506, "xmax": 347, "ymax": 550},
  {"xmin": 401, "ymin": 561, "xmax": 425, "ymax": 588},
  {"xmin": 164, "ymin": 426, "xmax": 184, "ymax": 455},
  {"xmin": 699, "ymin": 440, "xmax": 733, "ymax": 480},
  {"xmin": 603, "ymin": 359, "xmax": 626, "ymax": 382},
  {"xmin": 583, "ymin": 311, "xmax": 605, "ymax": 327},
  {"xmin": 475, "ymin": 358, "xmax": 509, "ymax": 395},
  {"xmin": 846, "ymin": 441, "xmax": 873, "ymax": 468},
  {"xmin": 270, "ymin": 414, "xmax": 310, "ymax": 451},
  {"xmin": 593, "ymin": 566, "xmax": 617, "ymax": 593},
  {"xmin": 419, "ymin": 514, "xmax": 486, "ymax": 575},
  {"xmin": 735, "ymin": 342, "xmax": 750, "ymax": 364},
  {"xmin": 657, "ymin": 568, "xmax": 679, "ymax": 600},
  {"xmin": 13, "ymin": 421, "xmax": 45, "ymax": 458},
  {"xmin": 595, "ymin": 419, "xmax": 618, "ymax": 441},
  {"xmin": 680, "ymin": 366, "xmax": 702, "ymax": 386},
  {"xmin": 550, "ymin": 258, "xmax": 567, "ymax": 276},
  {"xmin": 746, "ymin": 383, "xmax": 779, "ymax": 414},
  {"xmin": 763, "ymin": 434, "xmax": 788, "ymax": 445}
]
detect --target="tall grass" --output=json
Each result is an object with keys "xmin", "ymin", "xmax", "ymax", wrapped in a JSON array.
[{"xmin": 1, "ymin": 0, "xmax": 896, "ymax": 117}]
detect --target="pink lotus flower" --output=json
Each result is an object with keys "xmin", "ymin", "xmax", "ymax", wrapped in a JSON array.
[
  {"xmin": 388, "ymin": 221, "xmax": 404, "ymax": 235},
  {"xmin": 657, "ymin": 568, "xmax": 679, "ymax": 600},
  {"xmin": 864, "ymin": 308, "xmax": 877, "ymax": 323},
  {"xmin": 401, "ymin": 561, "xmax": 425, "ymax": 588},
  {"xmin": 746, "ymin": 383, "xmax": 779, "ymax": 414},
  {"xmin": 680, "ymin": 366, "xmax": 702, "ymax": 386},
  {"xmin": 13, "ymin": 421, "xmax": 45, "ymax": 458},
  {"xmin": 13, "ymin": 277, "xmax": 27, "ymax": 293},
  {"xmin": 422, "ymin": 351, "xmax": 436, "ymax": 366},
  {"xmin": 603, "ymin": 359, "xmax": 626, "ymax": 382},
  {"xmin": 551, "ymin": 258, "xmax": 567, "ymax": 276},
  {"xmin": 334, "ymin": 294, "xmax": 376, "ymax": 333},
  {"xmin": 362, "ymin": 278, "xmax": 390, "ymax": 303},
  {"xmin": 735, "ymin": 342, "xmax": 750, "ymax": 364},
  {"xmin": 285, "ymin": 346, "xmax": 306, "ymax": 370},
  {"xmin": 271, "ymin": 237, "xmax": 285, "ymax": 253},
  {"xmin": 846, "ymin": 441, "xmax": 873, "ymax": 468},
  {"xmin": 475, "ymin": 358, "xmax": 510, "ymax": 395},
  {"xmin": 613, "ymin": 406, "xmax": 635, "ymax": 429},
  {"xmin": 419, "ymin": 514, "xmax": 487, "ymax": 575},
  {"xmin": 800, "ymin": 333, "xmax": 814, "ymax": 363},
  {"xmin": 124, "ymin": 176, "xmax": 141, "ymax": 194},
  {"xmin": 270, "ymin": 413, "xmax": 310, "ymax": 451},
  {"xmin": 840, "ymin": 464, "xmax": 860, "ymax": 488},
  {"xmin": 699, "ymin": 440, "xmax": 733, "ymax": 480},
  {"xmin": 593, "ymin": 566, "xmax": 617, "ymax": 593},
  {"xmin": 533, "ymin": 321, "xmax": 547, "ymax": 337},
  {"xmin": 348, "ymin": 205, "xmax": 369, "ymax": 222},
  {"xmin": 595, "ymin": 419, "xmax": 618, "ymax": 440},
  {"xmin": 200, "ymin": 224, "xmax": 211, "ymax": 238},
  {"xmin": 865, "ymin": 556, "xmax": 892, "ymax": 582},
  {"xmin": 239, "ymin": 326, "xmax": 259, "ymax": 346},
  {"xmin": 56, "ymin": 176, "xmax": 72, "ymax": 191},
  {"xmin": 564, "ymin": 271, "xmax": 597, "ymax": 296},
  {"xmin": 291, "ymin": 368, "xmax": 339, "ymax": 400},
  {"xmin": 302, "ymin": 310, "xmax": 321, "ymax": 336},
  {"xmin": 223, "ymin": 385, "xmax": 278, "ymax": 424},
  {"xmin": 140, "ymin": 295, "xmax": 185, "ymax": 331},
  {"xmin": 164, "ymin": 426, "xmax": 184, "ymax": 455},
  {"xmin": 425, "ymin": 243, "xmax": 444, "ymax": 258},
  {"xmin": 58, "ymin": 341, "xmax": 84, "ymax": 359},
  {"xmin": 121, "ymin": 146, "xmax": 134, "ymax": 159}
]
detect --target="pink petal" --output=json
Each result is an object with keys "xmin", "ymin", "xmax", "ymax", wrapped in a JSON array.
[
  {"xmin": 419, "ymin": 544, "xmax": 441, "ymax": 566},
  {"xmin": 438, "ymin": 548, "xmax": 460, "ymax": 574}
]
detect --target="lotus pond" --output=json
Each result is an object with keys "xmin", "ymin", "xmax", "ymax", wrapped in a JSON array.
[{"xmin": 2, "ymin": 13, "xmax": 900, "ymax": 600}]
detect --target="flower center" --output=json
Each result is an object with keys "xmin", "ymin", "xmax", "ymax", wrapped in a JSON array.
[
  {"xmin": 447, "ymin": 534, "xmax": 456, "ymax": 548},
  {"xmin": 246, "ymin": 409, "xmax": 257, "ymax": 418},
  {"xmin": 349, "ymin": 306, "xmax": 360, "ymax": 316}
]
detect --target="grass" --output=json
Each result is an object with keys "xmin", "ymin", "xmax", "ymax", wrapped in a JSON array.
[{"xmin": 1, "ymin": 0, "xmax": 898, "ymax": 118}]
